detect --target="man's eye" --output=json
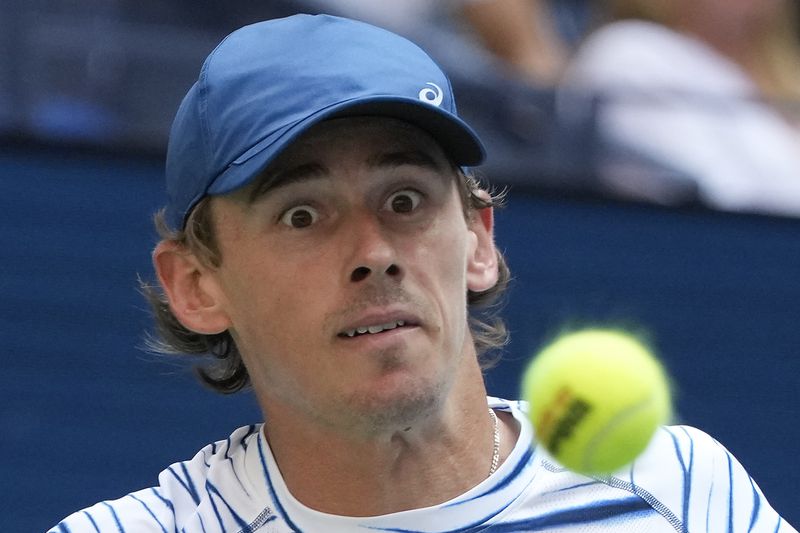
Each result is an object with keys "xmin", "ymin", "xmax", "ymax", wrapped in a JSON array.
[
  {"xmin": 385, "ymin": 190, "xmax": 422, "ymax": 214},
  {"xmin": 280, "ymin": 206, "xmax": 319, "ymax": 228}
]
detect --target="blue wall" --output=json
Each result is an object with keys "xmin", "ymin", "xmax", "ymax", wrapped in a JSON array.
[{"xmin": 2, "ymin": 144, "xmax": 798, "ymax": 530}]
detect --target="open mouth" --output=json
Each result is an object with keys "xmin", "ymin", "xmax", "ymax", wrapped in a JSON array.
[{"xmin": 339, "ymin": 320, "xmax": 409, "ymax": 338}]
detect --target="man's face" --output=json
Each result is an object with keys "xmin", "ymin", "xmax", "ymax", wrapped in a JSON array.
[{"xmin": 206, "ymin": 117, "xmax": 496, "ymax": 433}]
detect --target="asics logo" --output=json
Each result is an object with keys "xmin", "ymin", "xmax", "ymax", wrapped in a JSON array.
[{"xmin": 418, "ymin": 82, "xmax": 443, "ymax": 107}]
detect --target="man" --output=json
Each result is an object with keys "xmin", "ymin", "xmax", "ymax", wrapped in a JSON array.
[{"xmin": 51, "ymin": 14, "xmax": 795, "ymax": 532}]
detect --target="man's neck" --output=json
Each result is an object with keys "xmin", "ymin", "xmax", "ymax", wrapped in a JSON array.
[{"xmin": 260, "ymin": 366, "xmax": 512, "ymax": 516}]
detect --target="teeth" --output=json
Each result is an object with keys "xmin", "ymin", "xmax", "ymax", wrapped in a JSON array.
[{"xmin": 343, "ymin": 320, "xmax": 406, "ymax": 338}]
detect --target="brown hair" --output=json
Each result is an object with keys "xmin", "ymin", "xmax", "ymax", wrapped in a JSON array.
[{"xmin": 141, "ymin": 171, "xmax": 511, "ymax": 394}]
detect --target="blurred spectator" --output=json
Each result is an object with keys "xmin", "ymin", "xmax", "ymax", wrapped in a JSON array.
[
  {"xmin": 561, "ymin": 0, "xmax": 800, "ymax": 217},
  {"xmin": 1, "ymin": 0, "xmax": 318, "ymax": 148},
  {"xmin": 459, "ymin": 0, "xmax": 568, "ymax": 84},
  {"xmin": 309, "ymin": 0, "xmax": 568, "ymax": 86}
]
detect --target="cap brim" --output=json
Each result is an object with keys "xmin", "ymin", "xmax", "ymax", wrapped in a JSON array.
[{"xmin": 207, "ymin": 96, "xmax": 486, "ymax": 197}]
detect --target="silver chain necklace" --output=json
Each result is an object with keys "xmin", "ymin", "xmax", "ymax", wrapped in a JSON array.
[{"xmin": 488, "ymin": 407, "xmax": 500, "ymax": 476}]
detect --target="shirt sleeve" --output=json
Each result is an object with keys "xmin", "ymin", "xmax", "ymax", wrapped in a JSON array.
[
  {"xmin": 651, "ymin": 425, "xmax": 797, "ymax": 532},
  {"xmin": 47, "ymin": 487, "xmax": 175, "ymax": 533}
]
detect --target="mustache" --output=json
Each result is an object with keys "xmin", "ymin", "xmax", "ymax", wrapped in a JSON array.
[
  {"xmin": 324, "ymin": 283, "xmax": 429, "ymax": 330},
  {"xmin": 344, "ymin": 283, "xmax": 413, "ymax": 309}
]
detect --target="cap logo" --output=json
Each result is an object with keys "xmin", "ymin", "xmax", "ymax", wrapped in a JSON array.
[{"xmin": 418, "ymin": 82, "xmax": 443, "ymax": 107}]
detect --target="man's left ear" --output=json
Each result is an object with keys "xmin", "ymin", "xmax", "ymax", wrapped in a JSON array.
[{"xmin": 466, "ymin": 203, "xmax": 499, "ymax": 292}]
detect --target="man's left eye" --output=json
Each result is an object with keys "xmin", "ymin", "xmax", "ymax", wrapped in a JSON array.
[{"xmin": 385, "ymin": 190, "xmax": 422, "ymax": 213}]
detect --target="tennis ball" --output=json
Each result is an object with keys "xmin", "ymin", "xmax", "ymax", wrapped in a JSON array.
[{"xmin": 522, "ymin": 329, "xmax": 671, "ymax": 476}]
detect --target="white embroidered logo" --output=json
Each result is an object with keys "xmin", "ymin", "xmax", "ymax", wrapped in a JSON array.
[{"xmin": 418, "ymin": 82, "xmax": 443, "ymax": 107}]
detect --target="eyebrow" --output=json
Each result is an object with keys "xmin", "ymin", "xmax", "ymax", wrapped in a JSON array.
[
  {"xmin": 247, "ymin": 149, "xmax": 446, "ymax": 204},
  {"xmin": 248, "ymin": 162, "xmax": 327, "ymax": 204}
]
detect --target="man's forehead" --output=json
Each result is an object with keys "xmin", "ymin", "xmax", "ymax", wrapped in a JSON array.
[{"xmin": 244, "ymin": 117, "xmax": 454, "ymax": 196}]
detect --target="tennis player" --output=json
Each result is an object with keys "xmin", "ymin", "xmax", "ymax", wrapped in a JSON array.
[{"xmin": 51, "ymin": 14, "xmax": 795, "ymax": 532}]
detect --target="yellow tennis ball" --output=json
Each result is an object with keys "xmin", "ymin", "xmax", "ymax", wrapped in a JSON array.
[{"xmin": 522, "ymin": 329, "xmax": 672, "ymax": 476}]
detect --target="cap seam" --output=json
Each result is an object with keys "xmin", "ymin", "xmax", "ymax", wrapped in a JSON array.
[{"xmin": 196, "ymin": 32, "xmax": 238, "ymax": 207}]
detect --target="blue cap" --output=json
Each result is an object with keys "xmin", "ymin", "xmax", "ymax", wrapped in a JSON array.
[{"xmin": 164, "ymin": 14, "xmax": 486, "ymax": 229}]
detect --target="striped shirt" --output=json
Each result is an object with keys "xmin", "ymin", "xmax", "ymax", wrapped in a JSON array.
[{"xmin": 50, "ymin": 397, "xmax": 796, "ymax": 532}]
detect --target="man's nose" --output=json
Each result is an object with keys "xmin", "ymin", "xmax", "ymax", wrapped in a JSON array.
[{"xmin": 346, "ymin": 214, "xmax": 403, "ymax": 283}]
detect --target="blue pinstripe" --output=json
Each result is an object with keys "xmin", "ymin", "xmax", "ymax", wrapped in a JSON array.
[
  {"xmin": 706, "ymin": 476, "xmax": 715, "ymax": 533},
  {"xmin": 748, "ymin": 474, "xmax": 761, "ymax": 532},
  {"xmin": 130, "ymin": 493, "xmax": 169, "ymax": 533},
  {"xmin": 101, "ymin": 502, "xmax": 124, "ymax": 533},
  {"xmin": 257, "ymin": 433, "xmax": 303, "ymax": 533},
  {"xmin": 727, "ymin": 451, "xmax": 735, "ymax": 533},
  {"xmin": 445, "ymin": 446, "xmax": 536, "ymax": 508},
  {"xmin": 149, "ymin": 487, "xmax": 175, "ymax": 514},
  {"xmin": 548, "ymin": 480, "xmax": 603, "ymax": 494},
  {"xmin": 167, "ymin": 463, "xmax": 201, "ymax": 506},
  {"xmin": 206, "ymin": 479, "xmax": 250, "ymax": 530},
  {"xmin": 83, "ymin": 509, "xmax": 101, "ymax": 532}
]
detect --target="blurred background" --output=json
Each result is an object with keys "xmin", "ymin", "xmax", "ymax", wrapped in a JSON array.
[{"xmin": 1, "ymin": 0, "xmax": 798, "ymax": 530}]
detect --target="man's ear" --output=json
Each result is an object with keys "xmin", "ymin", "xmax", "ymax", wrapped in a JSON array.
[
  {"xmin": 466, "ymin": 201, "xmax": 500, "ymax": 293},
  {"xmin": 153, "ymin": 241, "xmax": 231, "ymax": 335}
]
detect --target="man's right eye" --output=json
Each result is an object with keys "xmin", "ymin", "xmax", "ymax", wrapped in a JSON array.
[{"xmin": 279, "ymin": 206, "xmax": 319, "ymax": 228}]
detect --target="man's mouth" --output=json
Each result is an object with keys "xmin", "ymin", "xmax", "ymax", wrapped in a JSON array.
[{"xmin": 339, "ymin": 320, "xmax": 407, "ymax": 338}]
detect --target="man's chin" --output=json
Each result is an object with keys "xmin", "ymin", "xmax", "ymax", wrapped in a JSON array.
[{"xmin": 346, "ymin": 379, "xmax": 444, "ymax": 434}]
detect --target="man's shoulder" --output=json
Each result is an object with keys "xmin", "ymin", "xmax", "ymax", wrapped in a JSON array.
[
  {"xmin": 608, "ymin": 424, "xmax": 725, "ymax": 505},
  {"xmin": 634, "ymin": 423, "xmax": 745, "ymax": 486},
  {"xmin": 153, "ymin": 423, "xmax": 263, "ymax": 511},
  {"xmin": 499, "ymin": 401, "xmax": 793, "ymax": 532},
  {"xmin": 48, "ymin": 424, "xmax": 265, "ymax": 533},
  {"xmin": 610, "ymin": 424, "xmax": 793, "ymax": 532},
  {"xmin": 645, "ymin": 424, "xmax": 725, "ymax": 466}
]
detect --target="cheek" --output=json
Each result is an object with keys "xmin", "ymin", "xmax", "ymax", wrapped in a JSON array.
[
  {"xmin": 217, "ymin": 253, "xmax": 287, "ymax": 341},
  {"xmin": 244, "ymin": 268, "xmax": 307, "ymax": 324},
  {"xmin": 224, "ymin": 267, "xmax": 320, "ymax": 388},
  {"xmin": 411, "ymin": 218, "xmax": 472, "ymax": 309},
  {"xmin": 223, "ymin": 244, "xmax": 338, "ymax": 341}
]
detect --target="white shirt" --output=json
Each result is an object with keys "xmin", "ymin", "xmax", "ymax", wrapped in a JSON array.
[
  {"xmin": 51, "ymin": 397, "xmax": 796, "ymax": 532},
  {"xmin": 562, "ymin": 20, "xmax": 800, "ymax": 217}
]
